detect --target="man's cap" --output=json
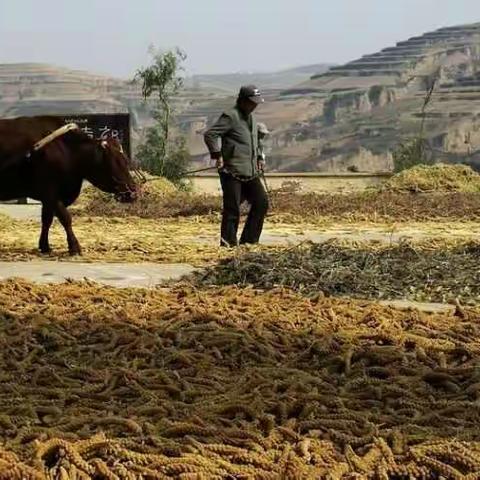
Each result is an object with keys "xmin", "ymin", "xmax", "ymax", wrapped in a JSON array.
[
  {"xmin": 238, "ymin": 85, "xmax": 264, "ymax": 104},
  {"xmin": 258, "ymin": 123, "xmax": 270, "ymax": 135}
]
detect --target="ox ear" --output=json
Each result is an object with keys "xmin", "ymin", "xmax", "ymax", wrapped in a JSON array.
[{"xmin": 101, "ymin": 140, "xmax": 108, "ymax": 149}]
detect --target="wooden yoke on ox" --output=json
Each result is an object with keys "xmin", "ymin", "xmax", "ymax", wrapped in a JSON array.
[
  {"xmin": 31, "ymin": 123, "xmax": 80, "ymax": 153},
  {"xmin": 0, "ymin": 123, "xmax": 79, "ymax": 175}
]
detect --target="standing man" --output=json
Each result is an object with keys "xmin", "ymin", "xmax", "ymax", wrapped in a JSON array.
[{"xmin": 204, "ymin": 85, "xmax": 269, "ymax": 247}]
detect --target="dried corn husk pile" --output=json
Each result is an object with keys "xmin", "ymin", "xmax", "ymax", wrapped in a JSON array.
[
  {"xmin": 195, "ymin": 240, "xmax": 480, "ymax": 304},
  {"xmin": 75, "ymin": 173, "xmax": 224, "ymax": 220},
  {"xmin": 74, "ymin": 178, "xmax": 219, "ymax": 219},
  {"xmin": 71, "ymin": 168, "xmax": 480, "ymax": 223},
  {"xmin": 269, "ymin": 190, "xmax": 480, "ymax": 223},
  {"xmin": 2, "ymin": 280, "xmax": 480, "ymax": 478},
  {"xmin": 78, "ymin": 174, "xmax": 177, "ymax": 205},
  {"xmin": 381, "ymin": 164, "xmax": 480, "ymax": 193},
  {"xmin": 77, "ymin": 187, "xmax": 480, "ymax": 223}
]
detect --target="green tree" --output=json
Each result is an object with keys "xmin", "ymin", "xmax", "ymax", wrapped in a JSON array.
[
  {"xmin": 392, "ymin": 77, "xmax": 437, "ymax": 172},
  {"xmin": 134, "ymin": 47, "xmax": 190, "ymax": 183},
  {"xmin": 392, "ymin": 137, "xmax": 432, "ymax": 173}
]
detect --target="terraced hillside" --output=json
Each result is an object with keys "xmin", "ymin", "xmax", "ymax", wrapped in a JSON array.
[
  {"xmin": 0, "ymin": 63, "xmax": 329, "ymax": 162},
  {"xmin": 183, "ymin": 63, "xmax": 333, "ymax": 92},
  {"xmin": 0, "ymin": 63, "xmax": 130, "ymax": 116},
  {"xmin": 254, "ymin": 22, "xmax": 480, "ymax": 172}
]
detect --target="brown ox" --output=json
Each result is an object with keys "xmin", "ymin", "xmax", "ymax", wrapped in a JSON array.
[{"xmin": 0, "ymin": 116, "xmax": 139, "ymax": 255}]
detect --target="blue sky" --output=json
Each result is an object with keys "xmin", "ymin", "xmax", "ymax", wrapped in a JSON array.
[{"xmin": 1, "ymin": 0, "xmax": 479, "ymax": 77}]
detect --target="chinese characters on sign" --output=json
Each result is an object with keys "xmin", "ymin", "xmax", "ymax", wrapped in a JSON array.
[
  {"xmin": 74, "ymin": 125, "xmax": 121, "ymax": 142},
  {"xmin": 57, "ymin": 114, "xmax": 131, "ymax": 158}
]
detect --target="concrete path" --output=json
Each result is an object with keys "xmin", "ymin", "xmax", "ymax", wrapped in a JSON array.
[
  {"xmin": 0, "ymin": 261, "xmax": 195, "ymax": 288},
  {"xmin": 379, "ymin": 299, "xmax": 455, "ymax": 314},
  {"xmin": 0, "ymin": 204, "xmax": 41, "ymax": 220},
  {"xmin": 193, "ymin": 225, "xmax": 480, "ymax": 246},
  {"xmin": 260, "ymin": 231, "xmax": 402, "ymax": 246}
]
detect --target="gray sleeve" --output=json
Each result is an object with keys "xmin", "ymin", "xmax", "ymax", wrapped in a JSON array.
[{"xmin": 203, "ymin": 114, "xmax": 232, "ymax": 158}]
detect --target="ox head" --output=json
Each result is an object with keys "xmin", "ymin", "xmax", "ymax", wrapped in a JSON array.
[{"xmin": 96, "ymin": 138, "xmax": 140, "ymax": 203}]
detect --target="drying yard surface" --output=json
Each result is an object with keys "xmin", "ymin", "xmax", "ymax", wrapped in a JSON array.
[
  {"xmin": 1, "ymin": 165, "xmax": 480, "ymax": 478},
  {"xmin": 2, "ymin": 281, "xmax": 480, "ymax": 478}
]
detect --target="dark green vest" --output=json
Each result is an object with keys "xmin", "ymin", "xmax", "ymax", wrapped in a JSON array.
[{"xmin": 221, "ymin": 107, "xmax": 258, "ymax": 178}]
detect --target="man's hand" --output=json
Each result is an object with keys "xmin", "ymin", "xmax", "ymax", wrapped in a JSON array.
[
  {"xmin": 258, "ymin": 158, "xmax": 266, "ymax": 172},
  {"xmin": 216, "ymin": 157, "xmax": 224, "ymax": 170}
]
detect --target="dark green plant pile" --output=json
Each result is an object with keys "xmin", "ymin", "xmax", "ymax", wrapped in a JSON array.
[{"xmin": 194, "ymin": 240, "xmax": 480, "ymax": 304}]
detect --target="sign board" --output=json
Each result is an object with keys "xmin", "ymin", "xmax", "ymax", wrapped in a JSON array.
[{"xmin": 57, "ymin": 113, "xmax": 131, "ymax": 158}]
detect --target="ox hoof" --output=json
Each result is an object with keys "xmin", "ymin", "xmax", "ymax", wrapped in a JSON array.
[
  {"xmin": 39, "ymin": 247, "xmax": 52, "ymax": 255},
  {"xmin": 68, "ymin": 248, "xmax": 82, "ymax": 257}
]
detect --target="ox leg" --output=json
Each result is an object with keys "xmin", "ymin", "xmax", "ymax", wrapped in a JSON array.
[
  {"xmin": 56, "ymin": 202, "xmax": 82, "ymax": 256},
  {"xmin": 39, "ymin": 203, "xmax": 54, "ymax": 254}
]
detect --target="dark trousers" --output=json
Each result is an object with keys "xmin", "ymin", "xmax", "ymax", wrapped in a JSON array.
[{"xmin": 219, "ymin": 172, "xmax": 269, "ymax": 247}]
